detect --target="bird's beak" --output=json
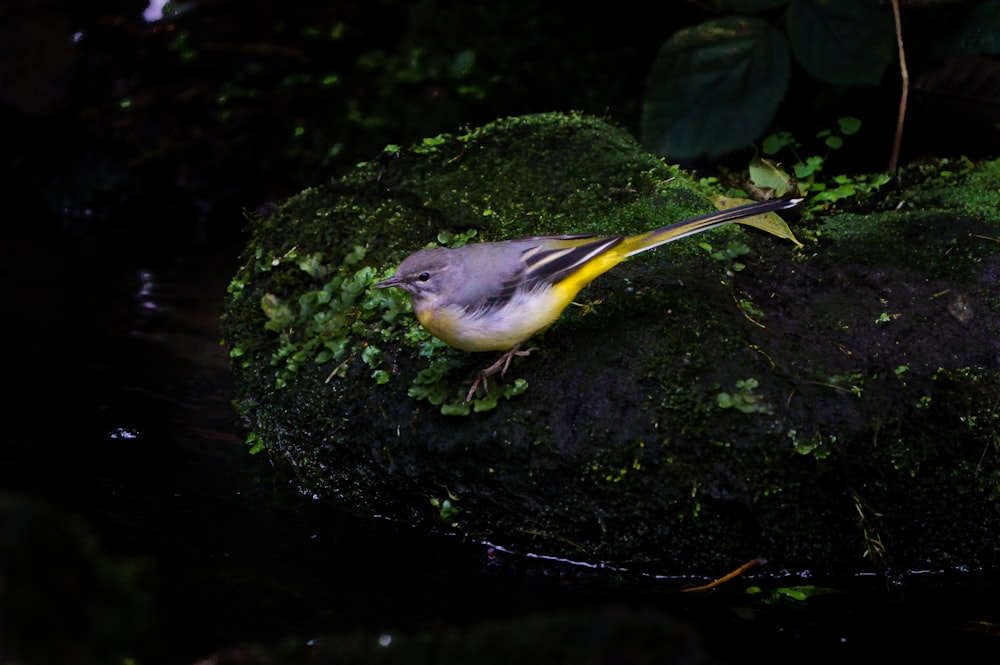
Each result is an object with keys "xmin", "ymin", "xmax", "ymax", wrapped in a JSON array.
[{"xmin": 373, "ymin": 275, "xmax": 401, "ymax": 289}]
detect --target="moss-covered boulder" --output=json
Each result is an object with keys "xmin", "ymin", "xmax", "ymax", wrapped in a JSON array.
[{"xmin": 221, "ymin": 111, "xmax": 1000, "ymax": 577}]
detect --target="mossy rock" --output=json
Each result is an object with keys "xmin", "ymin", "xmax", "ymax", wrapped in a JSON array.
[{"xmin": 221, "ymin": 112, "xmax": 1000, "ymax": 578}]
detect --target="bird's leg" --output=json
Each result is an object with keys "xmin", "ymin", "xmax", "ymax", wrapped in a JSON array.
[{"xmin": 464, "ymin": 343, "xmax": 536, "ymax": 402}]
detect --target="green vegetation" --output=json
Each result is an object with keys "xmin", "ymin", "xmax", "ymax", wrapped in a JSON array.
[
  {"xmin": 745, "ymin": 584, "xmax": 842, "ymax": 604},
  {"xmin": 717, "ymin": 378, "xmax": 772, "ymax": 414},
  {"xmin": 430, "ymin": 491, "xmax": 462, "ymax": 526},
  {"xmin": 786, "ymin": 429, "xmax": 834, "ymax": 460},
  {"xmin": 242, "ymin": 244, "xmax": 380, "ymax": 390},
  {"xmin": 641, "ymin": 0, "xmax": 1000, "ymax": 160},
  {"xmin": 750, "ymin": 118, "xmax": 892, "ymax": 208},
  {"xmin": 232, "ymin": 222, "xmax": 529, "ymax": 414}
]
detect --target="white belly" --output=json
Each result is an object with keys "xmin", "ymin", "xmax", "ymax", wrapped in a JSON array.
[{"xmin": 421, "ymin": 287, "xmax": 568, "ymax": 352}]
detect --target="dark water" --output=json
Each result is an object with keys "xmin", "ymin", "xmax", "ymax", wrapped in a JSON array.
[
  {"xmin": 4, "ymin": 213, "xmax": 1000, "ymax": 664},
  {"xmin": 1, "ymin": 215, "xmax": 615, "ymax": 662}
]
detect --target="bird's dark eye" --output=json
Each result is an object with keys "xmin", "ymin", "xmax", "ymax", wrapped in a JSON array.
[{"xmin": 417, "ymin": 272, "xmax": 431, "ymax": 282}]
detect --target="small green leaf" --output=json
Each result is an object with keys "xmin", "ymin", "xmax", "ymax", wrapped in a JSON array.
[
  {"xmin": 472, "ymin": 393, "xmax": 499, "ymax": 412},
  {"xmin": 441, "ymin": 401, "xmax": 471, "ymax": 416},
  {"xmin": 261, "ymin": 294, "xmax": 294, "ymax": 331},
  {"xmin": 505, "ymin": 378, "xmax": 529, "ymax": 397},
  {"xmin": 361, "ymin": 345, "xmax": 381, "ymax": 367},
  {"xmin": 748, "ymin": 154, "xmax": 792, "ymax": 196},
  {"xmin": 838, "ymin": 116, "xmax": 862, "ymax": 135},
  {"xmin": 793, "ymin": 155, "xmax": 824, "ymax": 179},
  {"xmin": 298, "ymin": 253, "xmax": 326, "ymax": 278},
  {"xmin": 246, "ymin": 432, "xmax": 265, "ymax": 455},
  {"xmin": 746, "ymin": 584, "xmax": 842, "ymax": 604},
  {"xmin": 343, "ymin": 245, "xmax": 367, "ymax": 266},
  {"xmin": 761, "ymin": 132, "xmax": 794, "ymax": 155},
  {"xmin": 437, "ymin": 228, "xmax": 478, "ymax": 247}
]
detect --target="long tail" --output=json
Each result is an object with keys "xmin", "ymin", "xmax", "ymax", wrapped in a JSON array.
[{"xmin": 619, "ymin": 197, "xmax": 802, "ymax": 257}]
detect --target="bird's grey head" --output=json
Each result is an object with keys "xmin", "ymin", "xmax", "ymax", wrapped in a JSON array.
[{"xmin": 374, "ymin": 247, "xmax": 455, "ymax": 303}]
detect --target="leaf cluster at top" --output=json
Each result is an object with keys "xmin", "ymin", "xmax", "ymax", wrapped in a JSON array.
[{"xmin": 641, "ymin": 0, "xmax": 1000, "ymax": 160}]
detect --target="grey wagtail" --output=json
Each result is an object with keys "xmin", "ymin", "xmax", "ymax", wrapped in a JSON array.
[{"xmin": 375, "ymin": 196, "xmax": 802, "ymax": 401}]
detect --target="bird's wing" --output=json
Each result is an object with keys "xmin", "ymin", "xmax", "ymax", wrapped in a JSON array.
[
  {"xmin": 448, "ymin": 235, "xmax": 623, "ymax": 317},
  {"xmin": 520, "ymin": 235, "xmax": 624, "ymax": 289},
  {"xmin": 475, "ymin": 235, "xmax": 625, "ymax": 316}
]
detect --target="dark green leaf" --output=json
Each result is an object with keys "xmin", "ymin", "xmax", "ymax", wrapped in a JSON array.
[
  {"xmin": 709, "ymin": 0, "xmax": 790, "ymax": 10},
  {"xmin": 786, "ymin": 0, "xmax": 895, "ymax": 85},
  {"xmin": 642, "ymin": 16, "xmax": 791, "ymax": 159}
]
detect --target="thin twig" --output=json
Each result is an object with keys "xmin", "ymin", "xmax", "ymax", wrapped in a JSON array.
[
  {"xmin": 889, "ymin": 0, "xmax": 908, "ymax": 172},
  {"xmin": 681, "ymin": 557, "xmax": 768, "ymax": 592}
]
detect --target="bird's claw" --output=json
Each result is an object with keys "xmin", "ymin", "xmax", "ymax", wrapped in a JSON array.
[{"xmin": 464, "ymin": 345, "xmax": 537, "ymax": 402}]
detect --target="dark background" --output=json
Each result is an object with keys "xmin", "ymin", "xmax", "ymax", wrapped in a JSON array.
[{"xmin": 2, "ymin": 1, "xmax": 999, "ymax": 663}]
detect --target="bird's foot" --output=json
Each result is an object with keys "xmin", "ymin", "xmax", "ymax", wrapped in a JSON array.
[{"xmin": 464, "ymin": 344, "xmax": 536, "ymax": 402}]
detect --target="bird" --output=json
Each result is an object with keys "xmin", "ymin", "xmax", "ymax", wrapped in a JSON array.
[{"xmin": 375, "ymin": 197, "xmax": 802, "ymax": 401}]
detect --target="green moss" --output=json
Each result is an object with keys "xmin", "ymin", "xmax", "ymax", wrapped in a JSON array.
[{"xmin": 222, "ymin": 113, "xmax": 1000, "ymax": 575}]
